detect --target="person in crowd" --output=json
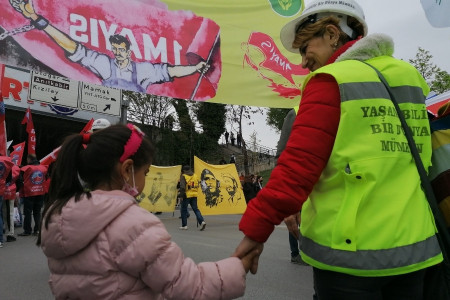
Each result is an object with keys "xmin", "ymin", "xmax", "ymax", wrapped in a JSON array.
[
  {"xmin": 18, "ymin": 154, "xmax": 48, "ymax": 237},
  {"xmin": 275, "ymin": 107, "xmax": 311, "ymax": 266},
  {"xmin": 239, "ymin": 172, "xmax": 245, "ymax": 186},
  {"xmin": 3, "ymin": 161, "xmax": 20, "ymax": 242},
  {"xmin": 179, "ymin": 165, "xmax": 206, "ymax": 230},
  {"xmin": 176, "ymin": 180, "xmax": 190, "ymax": 219},
  {"xmin": 0, "ymin": 155, "xmax": 14, "ymax": 247},
  {"xmin": 224, "ymin": 131, "xmax": 229, "ymax": 145},
  {"xmin": 230, "ymin": 132, "xmax": 236, "ymax": 146},
  {"xmin": 254, "ymin": 175, "xmax": 263, "ymax": 195},
  {"xmin": 286, "ymin": 211, "xmax": 308, "ymax": 266},
  {"xmin": 36, "ymin": 124, "xmax": 261, "ymax": 299},
  {"xmin": 230, "ymin": 154, "xmax": 236, "ymax": 164},
  {"xmin": 233, "ymin": 0, "xmax": 442, "ymax": 298},
  {"xmin": 89, "ymin": 118, "xmax": 111, "ymax": 133},
  {"xmin": 237, "ymin": 132, "xmax": 242, "ymax": 148},
  {"xmin": 242, "ymin": 174, "xmax": 257, "ymax": 204},
  {"xmin": 219, "ymin": 157, "xmax": 227, "ymax": 165}
]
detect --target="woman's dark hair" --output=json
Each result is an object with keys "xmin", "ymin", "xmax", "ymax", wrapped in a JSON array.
[{"xmin": 37, "ymin": 124, "xmax": 153, "ymax": 245}]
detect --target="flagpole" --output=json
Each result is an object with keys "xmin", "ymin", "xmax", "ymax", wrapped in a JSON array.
[
  {"xmin": 190, "ymin": 31, "xmax": 220, "ymax": 101},
  {"xmin": 0, "ymin": 64, "xmax": 8, "ymax": 156}
]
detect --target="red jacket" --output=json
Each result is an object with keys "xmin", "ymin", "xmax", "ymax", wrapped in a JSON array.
[
  {"xmin": 0, "ymin": 156, "xmax": 14, "ymax": 196},
  {"xmin": 239, "ymin": 41, "xmax": 359, "ymax": 242},
  {"xmin": 21, "ymin": 164, "xmax": 48, "ymax": 197},
  {"xmin": 4, "ymin": 165, "xmax": 20, "ymax": 200}
]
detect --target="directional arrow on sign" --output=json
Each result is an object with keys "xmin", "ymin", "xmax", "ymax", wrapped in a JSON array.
[
  {"xmin": 51, "ymin": 96, "xmax": 59, "ymax": 102},
  {"xmin": 104, "ymin": 104, "xmax": 111, "ymax": 111}
]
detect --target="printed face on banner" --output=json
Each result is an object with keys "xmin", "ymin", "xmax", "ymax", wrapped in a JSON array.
[
  {"xmin": 2, "ymin": 0, "xmax": 221, "ymax": 101},
  {"xmin": 194, "ymin": 156, "xmax": 246, "ymax": 216},
  {"xmin": 138, "ymin": 165, "xmax": 181, "ymax": 213}
]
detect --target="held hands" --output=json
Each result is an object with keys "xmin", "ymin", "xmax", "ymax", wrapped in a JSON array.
[
  {"xmin": 10, "ymin": 0, "xmax": 36, "ymax": 19},
  {"xmin": 233, "ymin": 236, "xmax": 264, "ymax": 274}
]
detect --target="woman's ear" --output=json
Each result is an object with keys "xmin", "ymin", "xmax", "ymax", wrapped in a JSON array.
[
  {"xmin": 325, "ymin": 24, "xmax": 340, "ymax": 44},
  {"xmin": 120, "ymin": 159, "xmax": 134, "ymax": 182}
]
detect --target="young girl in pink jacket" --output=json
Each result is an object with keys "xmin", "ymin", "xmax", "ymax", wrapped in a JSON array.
[{"xmin": 37, "ymin": 124, "xmax": 261, "ymax": 299}]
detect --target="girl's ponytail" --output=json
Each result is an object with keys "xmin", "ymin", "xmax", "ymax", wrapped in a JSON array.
[{"xmin": 42, "ymin": 133, "xmax": 86, "ymax": 230}]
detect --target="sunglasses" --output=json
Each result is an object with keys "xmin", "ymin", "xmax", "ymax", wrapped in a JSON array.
[{"xmin": 295, "ymin": 14, "xmax": 319, "ymax": 34}]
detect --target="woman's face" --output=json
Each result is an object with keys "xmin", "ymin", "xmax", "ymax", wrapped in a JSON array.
[{"xmin": 299, "ymin": 33, "xmax": 335, "ymax": 72}]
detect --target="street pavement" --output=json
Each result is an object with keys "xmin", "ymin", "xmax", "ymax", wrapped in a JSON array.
[{"xmin": 1, "ymin": 212, "xmax": 315, "ymax": 299}]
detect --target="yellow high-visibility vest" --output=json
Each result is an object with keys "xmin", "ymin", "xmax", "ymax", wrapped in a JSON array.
[{"xmin": 299, "ymin": 57, "xmax": 442, "ymax": 276}]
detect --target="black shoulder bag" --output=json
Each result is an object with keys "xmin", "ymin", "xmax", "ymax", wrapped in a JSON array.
[{"xmin": 363, "ymin": 61, "xmax": 450, "ymax": 300}]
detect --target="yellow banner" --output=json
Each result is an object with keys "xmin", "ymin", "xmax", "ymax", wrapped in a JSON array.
[
  {"xmin": 194, "ymin": 156, "xmax": 246, "ymax": 215},
  {"xmin": 166, "ymin": 0, "xmax": 307, "ymax": 108},
  {"xmin": 138, "ymin": 165, "xmax": 181, "ymax": 213}
]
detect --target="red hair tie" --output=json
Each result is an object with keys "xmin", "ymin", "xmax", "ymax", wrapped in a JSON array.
[
  {"xmin": 82, "ymin": 133, "xmax": 91, "ymax": 144},
  {"xmin": 120, "ymin": 124, "xmax": 145, "ymax": 162}
]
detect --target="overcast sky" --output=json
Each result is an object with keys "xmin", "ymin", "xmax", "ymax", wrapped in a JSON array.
[{"xmin": 245, "ymin": 0, "xmax": 450, "ymax": 150}]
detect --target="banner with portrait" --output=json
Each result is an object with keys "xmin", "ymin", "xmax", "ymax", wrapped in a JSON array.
[
  {"xmin": 194, "ymin": 156, "xmax": 246, "ymax": 215},
  {"xmin": 138, "ymin": 164, "xmax": 181, "ymax": 213},
  {"xmin": 1, "ymin": 0, "xmax": 307, "ymax": 108}
]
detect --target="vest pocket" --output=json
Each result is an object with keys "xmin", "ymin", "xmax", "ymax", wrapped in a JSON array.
[{"xmin": 330, "ymin": 164, "xmax": 366, "ymax": 252}]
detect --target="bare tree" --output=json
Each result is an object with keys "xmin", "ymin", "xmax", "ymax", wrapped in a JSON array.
[
  {"xmin": 226, "ymin": 105, "xmax": 263, "ymax": 174},
  {"xmin": 124, "ymin": 91, "xmax": 176, "ymax": 140}
]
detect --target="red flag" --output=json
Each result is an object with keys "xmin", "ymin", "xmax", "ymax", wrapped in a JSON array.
[
  {"xmin": 40, "ymin": 146, "xmax": 61, "ymax": 166},
  {"xmin": 9, "ymin": 141, "xmax": 25, "ymax": 166},
  {"xmin": 40, "ymin": 119, "xmax": 94, "ymax": 166},
  {"xmin": 0, "ymin": 64, "xmax": 7, "ymax": 156},
  {"xmin": 80, "ymin": 118, "xmax": 94, "ymax": 134},
  {"xmin": 21, "ymin": 107, "xmax": 36, "ymax": 155}
]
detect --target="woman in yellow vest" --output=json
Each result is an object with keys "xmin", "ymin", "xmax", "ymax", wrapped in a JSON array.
[{"xmin": 234, "ymin": 0, "xmax": 442, "ymax": 298}]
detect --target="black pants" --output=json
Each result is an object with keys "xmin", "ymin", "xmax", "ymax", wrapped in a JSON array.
[
  {"xmin": 313, "ymin": 267, "xmax": 426, "ymax": 300},
  {"xmin": 23, "ymin": 195, "xmax": 44, "ymax": 234}
]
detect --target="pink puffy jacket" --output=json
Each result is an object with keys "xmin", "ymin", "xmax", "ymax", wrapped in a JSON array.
[{"xmin": 41, "ymin": 190, "xmax": 246, "ymax": 299}]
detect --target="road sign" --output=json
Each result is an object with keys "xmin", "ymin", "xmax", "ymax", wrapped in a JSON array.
[
  {"xmin": 79, "ymin": 83, "xmax": 121, "ymax": 117},
  {"xmin": 28, "ymin": 71, "xmax": 79, "ymax": 108}
]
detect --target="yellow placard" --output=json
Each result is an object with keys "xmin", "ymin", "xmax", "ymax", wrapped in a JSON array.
[
  {"xmin": 194, "ymin": 156, "xmax": 247, "ymax": 215},
  {"xmin": 138, "ymin": 165, "xmax": 181, "ymax": 213}
]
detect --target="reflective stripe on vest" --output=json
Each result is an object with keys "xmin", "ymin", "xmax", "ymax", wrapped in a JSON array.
[
  {"xmin": 301, "ymin": 234, "xmax": 440, "ymax": 271},
  {"xmin": 299, "ymin": 57, "xmax": 442, "ymax": 276},
  {"xmin": 339, "ymin": 82, "xmax": 425, "ymax": 104}
]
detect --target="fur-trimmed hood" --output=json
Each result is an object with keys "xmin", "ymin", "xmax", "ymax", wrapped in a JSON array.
[{"xmin": 336, "ymin": 33, "xmax": 394, "ymax": 63}]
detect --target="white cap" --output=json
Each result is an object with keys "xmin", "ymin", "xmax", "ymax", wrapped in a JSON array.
[
  {"xmin": 280, "ymin": 0, "xmax": 367, "ymax": 53},
  {"xmin": 91, "ymin": 118, "xmax": 111, "ymax": 132}
]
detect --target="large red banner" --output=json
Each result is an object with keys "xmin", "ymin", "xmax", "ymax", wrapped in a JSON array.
[{"xmin": 3, "ymin": 0, "xmax": 220, "ymax": 100}]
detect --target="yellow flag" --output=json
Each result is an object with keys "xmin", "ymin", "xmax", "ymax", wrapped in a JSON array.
[
  {"xmin": 194, "ymin": 156, "xmax": 247, "ymax": 215},
  {"xmin": 138, "ymin": 165, "xmax": 181, "ymax": 213}
]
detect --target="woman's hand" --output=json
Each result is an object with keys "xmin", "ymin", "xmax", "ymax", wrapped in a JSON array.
[{"xmin": 233, "ymin": 236, "xmax": 264, "ymax": 274}]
